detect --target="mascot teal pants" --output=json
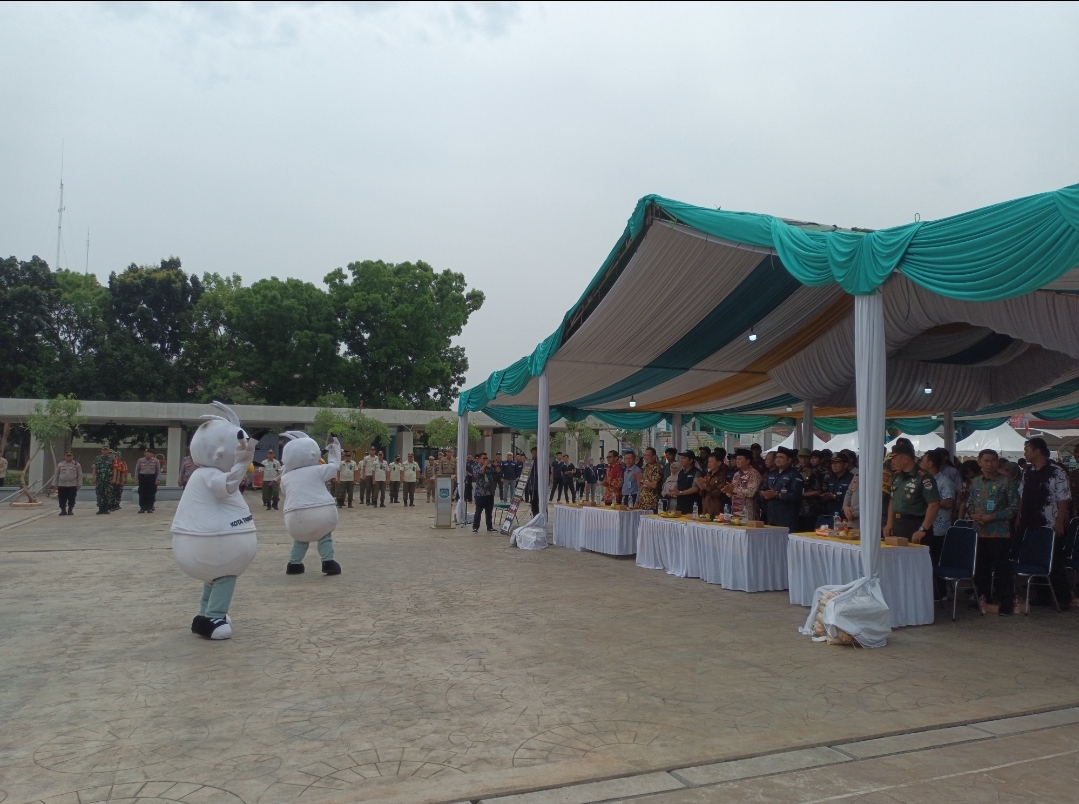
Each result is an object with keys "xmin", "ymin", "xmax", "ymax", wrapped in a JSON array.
[
  {"xmin": 199, "ymin": 575, "xmax": 237, "ymax": 620},
  {"xmin": 289, "ymin": 533, "xmax": 334, "ymax": 564}
]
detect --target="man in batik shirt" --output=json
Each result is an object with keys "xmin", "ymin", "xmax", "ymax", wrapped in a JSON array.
[
  {"xmin": 723, "ymin": 448, "xmax": 762, "ymax": 520},
  {"xmin": 1017, "ymin": 437, "xmax": 1072, "ymax": 607}
]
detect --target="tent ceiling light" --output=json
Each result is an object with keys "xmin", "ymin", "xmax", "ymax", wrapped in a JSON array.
[
  {"xmin": 629, "ymin": 396, "xmax": 637, "ymax": 408},
  {"xmin": 786, "ymin": 406, "xmax": 793, "ymax": 412},
  {"xmin": 748, "ymin": 328, "xmax": 757, "ymax": 342},
  {"xmin": 924, "ymin": 385, "xmax": 933, "ymax": 394}
]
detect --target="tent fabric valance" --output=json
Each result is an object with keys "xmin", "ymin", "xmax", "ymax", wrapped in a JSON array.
[
  {"xmin": 481, "ymin": 405, "xmax": 669, "ymax": 431},
  {"xmin": 694, "ymin": 413, "xmax": 791, "ymax": 433},
  {"xmin": 813, "ymin": 417, "xmax": 860, "ymax": 435}
]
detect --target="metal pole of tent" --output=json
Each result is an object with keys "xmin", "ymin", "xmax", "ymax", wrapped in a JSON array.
[
  {"xmin": 944, "ymin": 412, "xmax": 956, "ymax": 457},
  {"xmin": 803, "ymin": 402, "xmax": 814, "ymax": 451},
  {"xmin": 456, "ymin": 412, "xmax": 468, "ymax": 526},
  {"xmin": 537, "ymin": 371, "xmax": 550, "ymax": 527}
]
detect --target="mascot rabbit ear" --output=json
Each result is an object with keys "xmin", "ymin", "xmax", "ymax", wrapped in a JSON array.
[
  {"xmin": 209, "ymin": 401, "xmax": 242, "ymax": 426},
  {"xmin": 281, "ymin": 431, "xmax": 312, "ymax": 442}
]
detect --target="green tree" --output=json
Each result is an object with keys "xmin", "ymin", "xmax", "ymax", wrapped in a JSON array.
[
  {"xmin": 0, "ymin": 256, "xmax": 60, "ymax": 398},
  {"xmin": 610, "ymin": 429, "xmax": 644, "ymax": 453},
  {"xmin": 312, "ymin": 408, "xmax": 390, "ymax": 453},
  {"xmin": 563, "ymin": 420, "xmax": 595, "ymax": 458},
  {"xmin": 226, "ymin": 277, "xmax": 343, "ymax": 405},
  {"xmin": 17, "ymin": 395, "xmax": 85, "ymax": 503},
  {"xmin": 423, "ymin": 416, "xmax": 481, "ymax": 449},
  {"xmin": 326, "ymin": 260, "xmax": 484, "ymax": 409}
]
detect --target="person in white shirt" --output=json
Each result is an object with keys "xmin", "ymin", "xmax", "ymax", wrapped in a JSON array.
[
  {"xmin": 171, "ymin": 402, "xmax": 256, "ymax": 641},
  {"xmin": 261, "ymin": 449, "xmax": 282, "ymax": 510},
  {"xmin": 373, "ymin": 451, "xmax": 389, "ymax": 507},
  {"xmin": 389, "ymin": 457, "xmax": 403, "ymax": 503},
  {"xmin": 401, "ymin": 453, "xmax": 420, "ymax": 506}
]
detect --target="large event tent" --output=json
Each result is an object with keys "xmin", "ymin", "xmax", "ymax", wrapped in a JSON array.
[
  {"xmin": 956, "ymin": 421, "xmax": 1028, "ymax": 458},
  {"xmin": 457, "ymin": 184, "xmax": 1079, "ymax": 579}
]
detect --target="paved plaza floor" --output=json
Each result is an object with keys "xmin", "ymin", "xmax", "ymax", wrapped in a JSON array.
[{"xmin": 2, "ymin": 498, "xmax": 1078, "ymax": 804}]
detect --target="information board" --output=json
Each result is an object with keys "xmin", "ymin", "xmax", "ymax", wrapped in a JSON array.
[{"xmin": 499, "ymin": 459, "xmax": 534, "ymax": 535}]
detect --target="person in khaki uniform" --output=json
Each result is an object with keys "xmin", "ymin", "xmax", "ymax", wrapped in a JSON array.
[
  {"xmin": 336, "ymin": 451, "xmax": 358, "ymax": 508},
  {"xmin": 388, "ymin": 456, "xmax": 403, "ymax": 503},
  {"xmin": 437, "ymin": 449, "xmax": 456, "ymax": 501},
  {"xmin": 361, "ymin": 446, "xmax": 378, "ymax": 506},
  {"xmin": 373, "ymin": 451, "xmax": 389, "ymax": 507},
  {"xmin": 402, "ymin": 453, "xmax": 420, "ymax": 506},
  {"xmin": 0, "ymin": 453, "xmax": 8, "ymax": 486},
  {"xmin": 425, "ymin": 452, "xmax": 439, "ymax": 502}
]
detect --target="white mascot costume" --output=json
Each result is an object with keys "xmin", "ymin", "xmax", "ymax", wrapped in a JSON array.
[
  {"xmin": 281, "ymin": 431, "xmax": 343, "ymax": 576},
  {"xmin": 171, "ymin": 402, "xmax": 257, "ymax": 640}
]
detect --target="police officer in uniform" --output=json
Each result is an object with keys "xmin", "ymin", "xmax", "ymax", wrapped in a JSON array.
[
  {"xmin": 762, "ymin": 446, "xmax": 804, "ymax": 530},
  {"xmin": 92, "ymin": 446, "xmax": 114, "ymax": 515},
  {"xmin": 883, "ymin": 440, "xmax": 940, "ymax": 543},
  {"xmin": 821, "ymin": 452, "xmax": 854, "ymax": 517}
]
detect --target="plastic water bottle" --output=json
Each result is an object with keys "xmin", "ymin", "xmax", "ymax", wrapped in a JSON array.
[
  {"xmin": 692, "ymin": 502, "xmax": 698, "ymax": 519},
  {"xmin": 724, "ymin": 503, "xmax": 731, "ymax": 516}
]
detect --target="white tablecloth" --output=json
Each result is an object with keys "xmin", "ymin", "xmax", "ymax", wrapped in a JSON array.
[
  {"xmin": 552, "ymin": 505, "xmax": 583, "ymax": 551},
  {"xmin": 579, "ymin": 507, "xmax": 642, "ymax": 555},
  {"xmin": 636, "ymin": 516, "xmax": 789, "ymax": 592},
  {"xmin": 787, "ymin": 534, "xmax": 935, "ymax": 627}
]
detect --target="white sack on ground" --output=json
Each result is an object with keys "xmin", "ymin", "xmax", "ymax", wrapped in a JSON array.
[
  {"xmin": 799, "ymin": 577, "xmax": 891, "ymax": 648},
  {"xmin": 510, "ymin": 512, "xmax": 548, "ymax": 550}
]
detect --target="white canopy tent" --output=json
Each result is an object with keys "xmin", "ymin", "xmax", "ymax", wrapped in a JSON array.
[
  {"xmin": 776, "ymin": 431, "xmax": 827, "ymax": 451},
  {"xmin": 956, "ymin": 422, "xmax": 1027, "ymax": 458},
  {"xmin": 824, "ymin": 431, "xmax": 860, "ymax": 453}
]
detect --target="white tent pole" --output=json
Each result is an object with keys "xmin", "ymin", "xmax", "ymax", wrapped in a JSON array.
[
  {"xmin": 855, "ymin": 291, "xmax": 885, "ymax": 580},
  {"xmin": 803, "ymin": 402, "xmax": 814, "ymax": 451},
  {"xmin": 456, "ymin": 411, "xmax": 469, "ymax": 525},
  {"xmin": 537, "ymin": 371, "xmax": 550, "ymax": 524},
  {"xmin": 672, "ymin": 413, "xmax": 683, "ymax": 451},
  {"xmin": 943, "ymin": 412, "xmax": 956, "ymax": 456}
]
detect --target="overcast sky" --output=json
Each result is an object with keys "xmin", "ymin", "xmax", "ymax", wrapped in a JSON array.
[{"xmin": 3, "ymin": 2, "xmax": 1078, "ymax": 396}]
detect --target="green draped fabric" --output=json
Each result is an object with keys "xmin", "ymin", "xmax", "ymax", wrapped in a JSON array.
[
  {"xmin": 587, "ymin": 410, "xmax": 669, "ymax": 430},
  {"xmin": 813, "ymin": 417, "xmax": 860, "ymax": 435},
  {"xmin": 481, "ymin": 405, "xmax": 563, "ymax": 430},
  {"xmin": 886, "ymin": 417, "xmax": 943, "ymax": 435},
  {"xmin": 1033, "ymin": 403, "xmax": 1079, "ymax": 421},
  {"xmin": 649, "ymin": 183, "xmax": 1079, "ymax": 300},
  {"xmin": 694, "ymin": 413, "xmax": 791, "ymax": 433}
]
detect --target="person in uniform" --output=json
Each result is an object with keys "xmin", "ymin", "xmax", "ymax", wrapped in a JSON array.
[
  {"xmin": 883, "ymin": 440, "xmax": 940, "ymax": 543},
  {"xmin": 498, "ymin": 452, "xmax": 514, "ymax": 501},
  {"xmin": 52, "ymin": 450, "xmax": 82, "ymax": 515},
  {"xmin": 111, "ymin": 451, "xmax": 128, "ymax": 511},
  {"xmin": 373, "ymin": 450, "xmax": 389, "ymax": 507},
  {"xmin": 389, "ymin": 455, "xmax": 403, "ymax": 503},
  {"xmin": 425, "ymin": 451, "xmax": 439, "ymax": 502},
  {"xmin": 796, "ymin": 447, "xmax": 824, "ymax": 530},
  {"xmin": 669, "ymin": 451, "xmax": 701, "ymax": 514},
  {"xmin": 361, "ymin": 446, "xmax": 379, "ymax": 506},
  {"xmin": 0, "ymin": 452, "xmax": 8, "ymax": 486},
  {"xmin": 402, "ymin": 452, "xmax": 420, "ymax": 506},
  {"xmin": 761, "ymin": 446, "xmax": 804, "ymax": 530},
  {"xmin": 336, "ymin": 450, "xmax": 357, "ymax": 507},
  {"xmin": 967, "ymin": 448, "xmax": 1019, "ymax": 614},
  {"xmin": 92, "ymin": 446, "xmax": 113, "ymax": 515},
  {"xmin": 821, "ymin": 452, "xmax": 854, "ymax": 517},
  {"xmin": 134, "ymin": 447, "xmax": 162, "ymax": 514},
  {"xmin": 261, "ymin": 448, "xmax": 282, "ymax": 510},
  {"xmin": 178, "ymin": 453, "xmax": 196, "ymax": 488}
]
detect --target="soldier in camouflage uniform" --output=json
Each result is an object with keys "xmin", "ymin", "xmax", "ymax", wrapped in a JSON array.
[{"xmin": 92, "ymin": 446, "xmax": 114, "ymax": 515}]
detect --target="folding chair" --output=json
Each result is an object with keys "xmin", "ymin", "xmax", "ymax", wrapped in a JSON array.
[
  {"xmin": 1063, "ymin": 518, "xmax": 1079, "ymax": 597},
  {"xmin": 953, "ymin": 519, "xmax": 975, "ymax": 529},
  {"xmin": 816, "ymin": 514, "xmax": 835, "ymax": 529},
  {"xmin": 934, "ymin": 525, "xmax": 979, "ymax": 621},
  {"xmin": 1012, "ymin": 526, "xmax": 1060, "ymax": 614}
]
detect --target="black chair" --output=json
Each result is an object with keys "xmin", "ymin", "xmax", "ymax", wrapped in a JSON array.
[
  {"xmin": 1012, "ymin": 526, "xmax": 1060, "ymax": 614},
  {"xmin": 816, "ymin": 514, "xmax": 835, "ymax": 529},
  {"xmin": 934, "ymin": 525, "xmax": 979, "ymax": 621},
  {"xmin": 953, "ymin": 519, "xmax": 975, "ymax": 529},
  {"xmin": 1063, "ymin": 518, "xmax": 1079, "ymax": 596}
]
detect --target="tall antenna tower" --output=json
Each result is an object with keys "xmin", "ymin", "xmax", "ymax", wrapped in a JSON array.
[
  {"xmin": 85, "ymin": 227, "xmax": 90, "ymax": 275},
  {"xmin": 56, "ymin": 142, "xmax": 65, "ymax": 271}
]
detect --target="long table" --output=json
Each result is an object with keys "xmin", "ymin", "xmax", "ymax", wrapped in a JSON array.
[
  {"xmin": 636, "ymin": 515, "xmax": 789, "ymax": 592},
  {"xmin": 787, "ymin": 533, "xmax": 935, "ymax": 627},
  {"xmin": 552, "ymin": 504, "xmax": 642, "ymax": 555}
]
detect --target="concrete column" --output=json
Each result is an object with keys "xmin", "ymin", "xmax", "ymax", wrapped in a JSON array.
[
  {"xmin": 28, "ymin": 433, "xmax": 45, "ymax": 492},
  {"xmin": 399, "ymin": 428, "xmax": 414, "ymax": 459},
  {"xmin": 671, "ymin": 414, "xmax": 683, "ymax": 452},
  {"xmin": 166, "ymin": 424, "xmax": 182, "ymax": 486}
]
